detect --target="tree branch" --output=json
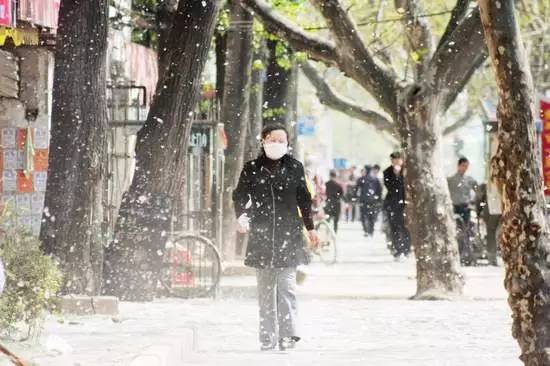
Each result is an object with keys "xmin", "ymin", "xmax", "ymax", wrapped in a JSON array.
[
  {"xmin": 428, "ymin": 7, "xmax": 487, "ymax": 112},
  {"xmin": 309, "ymin": 0, "xmax": 400, "ymax": 117},
  {"xmin": 442, "ymin": 110, "xmax": 473, "ymax": 136},
  {"xmin": 436, "ymin": 0, "xmax": 472, "ymax": 53},
  {"xmin": 441, "ymin": 52, "xmax": 486, "ymax": 111},
  {"xmin": 0, "ymin": 343, "xmax": 26, "ymax": 366},
  {"xmin": 239, "ymin": 0, "xmax": 338, "ymax": 65},
  {"xmin": 301, "ymin": 61, "xmax": 396, "ymax": 135},
  {"xmin": 371, "ymin": 0, "xmax": 397, "ymax": 73},
  {"xmin": 394, "ymin": 0, "xmax": 435, "ymax": 79}
]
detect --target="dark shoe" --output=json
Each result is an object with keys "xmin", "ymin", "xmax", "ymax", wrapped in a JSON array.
[{"xmin": 279, "ymin": 336, "xmax": 300, "ymax": 351}]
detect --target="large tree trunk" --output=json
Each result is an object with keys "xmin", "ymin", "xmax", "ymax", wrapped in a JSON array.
[
  {"xmin": 286, "ymin": 65, "xmax": 299, "ymax": 151},
  {"xmin": 399, "ymin": 85, "xmax": 464, "ymax": 300},
  {"xmin": 215, "ymin": 30, "xmax": 227, "ymax": 107},
  {"xmin": 102, "ymin": 0, "xmax": 222, "ymax": 301},
  {"xmin": 235, "ymin": 46, "xmax": 265, "ymax": 257},
  {"xmin": 479, "ymin": 1, "xmax": 550, "ymax": 363},
  {"xmin": 263, "ymin": 39, "xmax": 294, "ymax": 126},
  {"xmin": 221, "ymin": 1, "xmax": 254, "ymax": 259},
  {"xmin": 41, "ymin": 0, "xmax": 109, "ymax": 295},
  {"xmin": 156, "ymin": 0, "xmax": 178, "ymax": 78},
  {"xmin": 245, "ymin": 48, "xmax": 265, "ymax": 162}
]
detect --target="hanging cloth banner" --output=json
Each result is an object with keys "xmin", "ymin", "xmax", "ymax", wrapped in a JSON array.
[
  {"xmin": 0, "ymin": 0, "xmax": 14, "ymax": 27},
  {"xmin": 23, "ymin": 127, "xmax": 35, "ymax": 177}
]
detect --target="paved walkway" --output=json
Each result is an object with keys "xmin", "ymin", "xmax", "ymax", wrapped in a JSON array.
[
  {"xmin": 221, "ymin": 222, "xmax": 508, "ymax": 300},
  {"xmin": 14, "ymin": 222, "xmax": 520, "ymax": 365}
]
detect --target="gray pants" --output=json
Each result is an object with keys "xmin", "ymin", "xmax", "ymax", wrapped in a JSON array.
[{"xmin": 256, "ymin": 267, "xmax": 298, "ymax": 345}]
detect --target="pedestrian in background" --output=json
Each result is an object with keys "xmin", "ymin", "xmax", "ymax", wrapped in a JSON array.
[
  {"xmin": 447, "ymin": 157, "xmax": 478, "ymax": 265},
  {"xmin": 343, "ymin": 167, "xmax": 357, "ymax": 222},
  {"xmin": 357, "ymin": 165, "xmax": 383, "ymax": 237},
  {"xmin": 383, "ymin": 152, "xmax": 410, "ymax": 260},
  {"xmin": 233, "ymin": 124, "xmax": 320, "ymax": 351},
  {"xmin": 325, "ymin": 171, "xmax": 344, "ymax": 233}
]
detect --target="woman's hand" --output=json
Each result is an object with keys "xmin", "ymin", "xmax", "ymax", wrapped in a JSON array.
[
  {"xmin": 237, "ymin": 214, "xmax": 250, "ymax": 234},
  {"xmin": 308, "ymin": 230, "xmax": 320, "ymax": 250}
]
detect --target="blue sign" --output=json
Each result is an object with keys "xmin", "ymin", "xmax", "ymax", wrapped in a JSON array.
[
  {"xmin": 297, "ymin": 116, "xmax": 316, "ymax": 136},
  {"xmin": 333, "ymin": 158, "xmax": 347, "ymax": 169}
]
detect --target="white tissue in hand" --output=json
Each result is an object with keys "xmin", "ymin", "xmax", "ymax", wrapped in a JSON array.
[{"xmin": 238, "ymin": 214, "xmax": 250, "ymax": 231}]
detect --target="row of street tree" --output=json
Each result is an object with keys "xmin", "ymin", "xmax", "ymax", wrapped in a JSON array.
[{"xmin": 39, "ymin": 0, "xmax": 549, "ymax": 363}]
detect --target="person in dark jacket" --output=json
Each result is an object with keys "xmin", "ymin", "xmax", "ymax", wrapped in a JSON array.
[
  {"xmin": 343, "ymin": 167, "xmax": 357, "ymax": 222},
  {"xmin": 325, "ymin": 170, "xmax": 344, "ymax": 233},
  {"xmin": 357, "ymin": 165, "xmax": 383, "ymax": 237},
  {"xmin": 383, "ymin": 152, "xmax": 410, "ymax": 259},
  {"xmin": 233, "ymin": 124, "xmax": 319, "ymax": 351}
]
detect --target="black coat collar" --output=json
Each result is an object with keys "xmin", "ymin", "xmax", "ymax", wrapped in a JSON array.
[{"xmin": 256, "ymin": 154, "xmax": 292, "ymax": 176}]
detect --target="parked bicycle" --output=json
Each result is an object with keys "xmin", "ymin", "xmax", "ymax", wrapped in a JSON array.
[
  {"xmin": 159, "ymin": 232, "xmax": 222, "ymax": 298},
  {"xmin": 455, "ymin": 207, "xmax": 487, "ymax": 266}
]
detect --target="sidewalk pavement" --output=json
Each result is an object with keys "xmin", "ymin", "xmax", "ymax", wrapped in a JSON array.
[
  {"xmin": 221, "ymin": 222, "xmax": 508, "ymax": 301},
  {"xmin": 11, "ymin": 222, "xmax": 519, "ymax": 366}
]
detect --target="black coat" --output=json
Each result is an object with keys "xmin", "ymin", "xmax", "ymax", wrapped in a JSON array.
[
  {"xmin": 233, "ymin": 154, "xmax": 314, "ymax": 269},
  {"xmin": 383, "ymin": 166, "xmax": 405, "ymax": 212},
  {"xmin": 356, "ymin": 175, "xmax": 382, "ymax": 206},
  {"xmin": 325, "ymin": 180, "xmax": 343, "ymax": 216}
]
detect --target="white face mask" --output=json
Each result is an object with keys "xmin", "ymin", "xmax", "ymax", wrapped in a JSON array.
[
  {"xmin": 264, "ymin": 142, "xmax": 288, "ymax": 160},
  {"xmin": 393, "ymin": 164, "xmax": 402, "ymax": 173}
]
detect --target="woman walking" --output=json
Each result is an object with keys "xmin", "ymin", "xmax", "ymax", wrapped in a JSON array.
[{"xmin": 233, "ymin": 124, "xmax": 319, "ymax": 351}]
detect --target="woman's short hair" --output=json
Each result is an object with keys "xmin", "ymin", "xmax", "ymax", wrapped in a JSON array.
[{"xmin": 261, "ymin": 124, "xmax": 289, "ymax": 140}]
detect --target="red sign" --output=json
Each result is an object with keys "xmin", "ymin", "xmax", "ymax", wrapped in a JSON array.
[
  {"xmin": 18, "ymin": 0, "xmax": 60, "ymax": 29},
  {"xmin": 171, "ymin": 249, "xmax": 194, "ymax": 286},
  {"xmin": 541, "ymin": 99, "xmax": 550, "ymax": 195},
  {"xmin": 0, "ymin": 0, "xmax": 14, "ymax": 27}
]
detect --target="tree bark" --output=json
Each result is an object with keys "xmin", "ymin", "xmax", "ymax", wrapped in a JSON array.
[
  {"xmin": 156, "ymin": 0, "xmax": 178, "ymax": 78},
  {"xmin": 40, "ymin": 0, "xmax": 109, "ymax": 295},
  {"xmin": 102, "ymin": 0, "xmax": 222, "ymax": 301},
  {"xmin": 221, "ymin": 1, "xmax": 254, "ymax": 259},
  {"xmin": 245, "ymin": 48, "xmax": 265, "ymax": 162},
  {"xmin": 394, "ymin": 0, "xmax": 434, "ymax": 79},
  {"xmin": 236, "ymin": 47, "xmax": 266, "ymax": 257},
  {"xmin": 263, "ymin": 39, "xmax": 294, "ymax": 127},
  {"xmin": 215, "ymin": 30, "xmax": 227, "ymax": 107},
  {"xmin": 286, "ymin": 63, "xmax": 299, "ymax": 150},
  {"xmin": 479, "ymin": 0, "xmax": 550, "ymax": 363},
  {"xmin": 399, "ymin": 85, "xmax": 464, "ymax": 299}
]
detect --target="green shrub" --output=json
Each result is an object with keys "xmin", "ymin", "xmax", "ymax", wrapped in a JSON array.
[{"xmin": 0, "ymin": 216, "xmax": 61, "ymax": 337}]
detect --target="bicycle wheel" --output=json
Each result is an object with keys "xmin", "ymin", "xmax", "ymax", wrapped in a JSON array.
[
  {"xmin": 473, "ymin": 218, "xmax": 488, "ymax": 261},
  {"xmin": 159, "ymin": 233, "xmax": 222, "ymax": 298},
  {"xmin": 455, "ymin": 218, "xmax": 474, "ymax": 266},
  {"xmin": 315, "ymin": 220, "xmax": 337, "ymax": 265}
]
